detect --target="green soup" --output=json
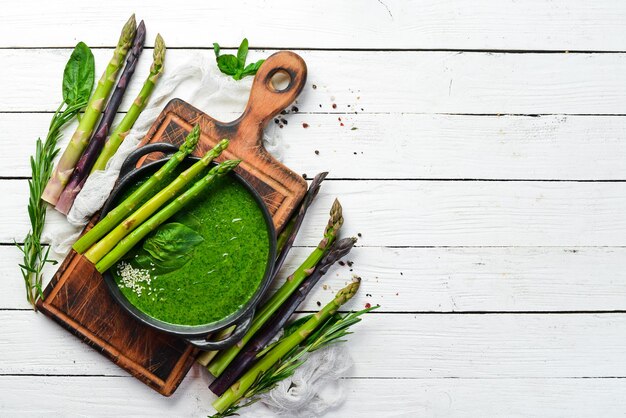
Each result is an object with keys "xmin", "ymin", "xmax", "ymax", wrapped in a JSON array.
[{"xmin": 111, "ymin": 172, "xmax": 270, "ymax": 326}]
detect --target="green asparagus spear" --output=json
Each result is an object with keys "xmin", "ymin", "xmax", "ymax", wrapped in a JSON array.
[
  {"xmin": 208, "ymin": 199, "xmax": 343, "ymax": 377},
  {"xmin": 91, "ymin": 34, "xmax": 166, "ymax": 172},
  {"xmin": 84, "ymin": 133, "xmax": 229, "ymax": 263},
  {"xmin": 43, "ymin": 15, "xmax": 137, "ymax": 205},
  {"xmin": 212, "ymin": 279, "xmax": 360, "ymax": 413},
  {"xmin": 95, "ymin": 159, "xmax": 241, "ymax": 273},
  {"xmin": 73, "ymin": 126, "xmax": 202, "ymax": 254}
]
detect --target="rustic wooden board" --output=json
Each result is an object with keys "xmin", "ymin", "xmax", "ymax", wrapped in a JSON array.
[
  {"xmin": 35, "ymin": 51, "xmax": 308, "ymax": 396},
  {"xmin": 138, "ymin": 53, "xmax": 309, "ymax": 230}
]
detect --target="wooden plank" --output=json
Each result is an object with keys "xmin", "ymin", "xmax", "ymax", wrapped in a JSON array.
[
  {"xmin": 4, "ymin": 311, "xmax": 626, "ymax": 378},
  {"xmin": 7, "ymin": 113, "xmax": 626, "ymax": 180},
  {"xmin": 2, "ymin": 1, "xmax": 626, "ymax": 51},
  {"xmin": 4, "ymin": 49, "xmax": 626, "ymax": 114},
  {"xmin": 5, "ymin": 179, "xmax": 626, "ymax": 246},
  {"xmin": 5, "ymin": 246, "xmax": 626, "ymax": 312},
  {"xmin": 1, "ymin": 375, "xmax": 626, "ymax": 417}
]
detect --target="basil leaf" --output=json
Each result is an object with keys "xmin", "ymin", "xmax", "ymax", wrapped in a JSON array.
[
  {"xmin": 237, "ymin": 38, "xmax": 248, "ymax": 68},
  {"xmin": 129, "ymin": 222, "xmax": 204, "ymax": 275},
  {"xmin": 216, "ymin": 54, "xmax": 240, "ymax": 76},
  {"xmin": 213, "ymin": 38, "xmax": 266, "ymax": 80},
  {"xmin": 63, "ymin": 42, "xmax": 95, "ymax": 106},
  {"xmin": 242, "ymin": 59, "xmax": 265, "ymax": 77},
  {"xmin": 143, "ymin": 222, "xmax": 204, "ymax": 262}
]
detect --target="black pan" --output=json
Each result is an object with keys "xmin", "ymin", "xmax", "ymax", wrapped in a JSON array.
[{"xmin": 100, "ymin": 142, "xmax": 276, "ymax": 351}]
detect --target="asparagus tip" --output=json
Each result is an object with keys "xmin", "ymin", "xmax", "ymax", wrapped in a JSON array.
[
  {"xmin": 218, "ymin": 138, "xmax": 230, "ymax": 148},
  {"xmin": 136, "ymin": 20, "xmax": 147, "ymax": 40},
  {"xmin": 151, "ymin": 34, "xmax": 166, "ymax": 74},
  {"xmin": 120, "ymin": 14, "xmax": 137, "ymax": 46},
  {"xmin": 331, "ymin": 236, "xmax": 357, "ymax": 257},
  {"xmin": 180, "ymin": 125, "xmax": 201, "ymax": 153},
  {"xmin": 305, "ymin": 172, "xmax": 328, "ymax": 203},
  {"xmin": 334, "ymin": 279, "xmax": 360, "ymax": 305},
  {"xmin": 216, "ymin": 159, "xmax": 242, "ymax": 174},
  {"xmin": 329, "ymin": 198, "xmax": 343, "ymax": 228},
  {"xmin": 313, "ymin": 172, "xmax": 329, "ymax": 183}
]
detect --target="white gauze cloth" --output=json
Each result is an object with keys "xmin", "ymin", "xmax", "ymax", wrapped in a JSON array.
[
  {"xmin": 237, "ymin": 345, "xmax": 353, "ymax": 418},
  {"xmin": 47, "ymin": 52, "xmax": 283, "ymax": 254}
]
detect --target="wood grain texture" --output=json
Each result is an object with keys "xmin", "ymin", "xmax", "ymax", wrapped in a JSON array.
[
  {"xmin": 2, "ymin": 1, "xmax": 626, "ymax": 51},
  {"xmin": 7, "ymin": 113, "xmax": 626, "ymax": 181},
  {"xmin": 6, "ymin": 180, "xmax": 626, "ymax": 247},
  {"xmin": 5, "ymin": 49, "xmax": 626, "ymax": 115},
  {"xmin": 6, "ymin": 311, "xmax": 626, "ymax": 378},
  {"xmin": 34, "ymin": 51, "xmax": 308, "ymax": 396},
  {"xmin": 2, "ymin": 375, "xmax": 626, "ymax": 417},
  {"xmin": 6, "ymin": 246, "xmax": 626, "ymax": 313},
  {"xmin": 4, "ymin": 1, "xmax": 626, "ymax": 416}
]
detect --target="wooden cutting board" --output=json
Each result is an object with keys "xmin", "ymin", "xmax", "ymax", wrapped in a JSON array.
[{"xmin": 36, "ymin": 51, "xmax": 308, "ymax": 396}]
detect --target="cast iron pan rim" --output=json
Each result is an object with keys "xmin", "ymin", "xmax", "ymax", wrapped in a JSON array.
[{"xmin": 100, "ymin": 156, "xmax": 277, "ymax": 339}]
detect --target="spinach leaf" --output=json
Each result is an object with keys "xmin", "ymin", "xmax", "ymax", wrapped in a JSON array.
[
  {"xmin": 213, "ymin": 38, "xmax": 265, "ymax": 80},
  {"xmin": 62, "ymin": 42, "xmax": 95, "ymax": 106},
  {"xmin": 131, "ymin": 222, "xmax": 204, "ymax": 274}
]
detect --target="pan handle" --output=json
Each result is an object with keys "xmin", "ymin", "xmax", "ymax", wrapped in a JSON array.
[
  {"xmin": 119, "ymin": 142, "xmax": 180, "ymax": 179},
  {"xmin": 186, "ymin": 310, "xmax": 255, "ymax": 351}
]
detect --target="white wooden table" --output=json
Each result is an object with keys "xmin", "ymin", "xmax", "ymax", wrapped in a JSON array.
[{"xmin": 3, "ymin": 1, "xmax": 626, "ymax": 416}]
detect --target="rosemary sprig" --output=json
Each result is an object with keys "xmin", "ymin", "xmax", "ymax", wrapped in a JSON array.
[
  {"xmin": 16, "ymin": 42, "xmax": 94, "ymax": 309},
  {"xmin": 209, "ymin": 305, "xmax": 378, "ymax": 418}
]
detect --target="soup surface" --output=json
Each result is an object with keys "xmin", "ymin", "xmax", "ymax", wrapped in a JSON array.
[{"xmin": 112, "ymin": 171, "xmax": 270, "ymax": 326}]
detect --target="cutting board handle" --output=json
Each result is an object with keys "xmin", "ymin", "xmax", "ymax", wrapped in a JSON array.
[{"xmin": 237, "ymin": 51, "xmax": 307, "ymax": 144}]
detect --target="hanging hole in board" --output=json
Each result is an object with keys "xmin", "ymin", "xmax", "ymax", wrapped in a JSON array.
[{"xmin": 269, "ymin": 69, "xmax": 291, "ymax": 92}]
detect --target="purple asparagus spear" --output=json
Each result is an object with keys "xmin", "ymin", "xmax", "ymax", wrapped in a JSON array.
[
  {"xmin": 209, "ymin": 236, "xmax": 357, "ymax": 396},
  {"xmin": 55, "ymin": 20, "xmax": 146, "ymax": 215},
  {"xmin": 274, "ymin": 172, "xmax": 327, "ymax": 272}
]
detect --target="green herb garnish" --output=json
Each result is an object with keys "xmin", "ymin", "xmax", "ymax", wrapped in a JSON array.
[
  {"xmin": 17, "ymin": 42, "xmax": 95, "ymax": 309},
  {"xmin": 213, "ymin": 38, "xmax": 265, "ymax": 80},
  {"xmin": 130, "ymin": 222, "xmax": 204, "ymax": 274}
]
